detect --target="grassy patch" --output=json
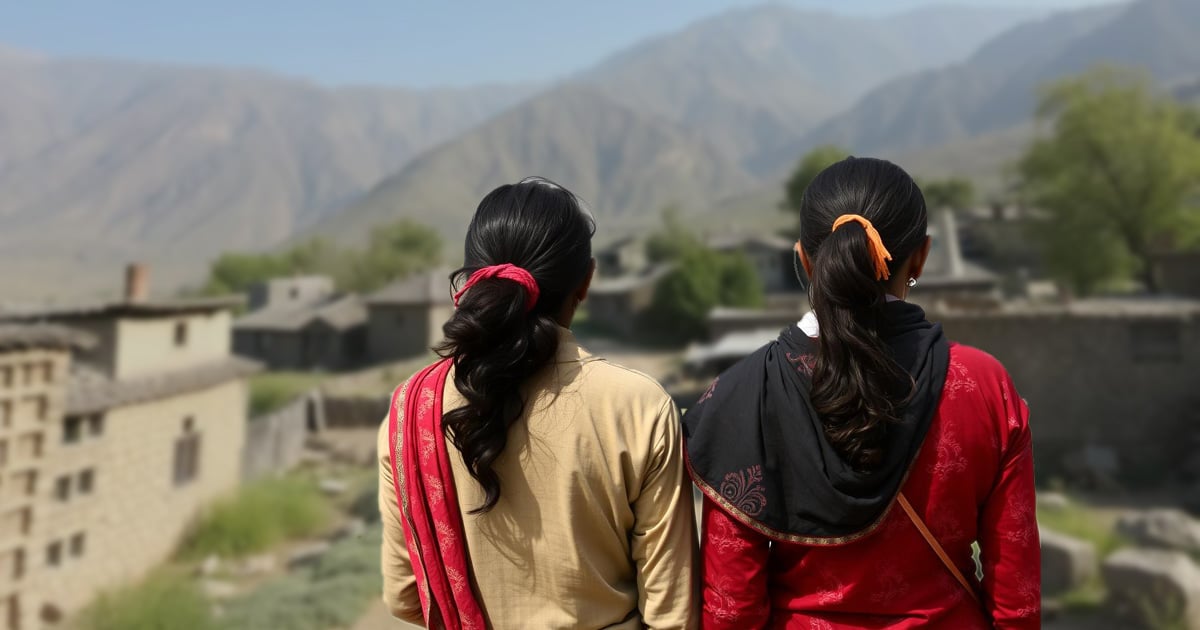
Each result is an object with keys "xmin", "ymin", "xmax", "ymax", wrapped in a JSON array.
[
  {"xmin": 220, "ymin": 524, "xmax": 382, "ymax": 630},
  {"xmin": 248, "ymin": 372, "xmax": 326, "ymax": 417},
  {"xmin": 75, "ymin": 572, "xmax": 214, "ymax": 630},
  {"xmin": 181, "ymin": 475, "xmax": 333, "ymax": 559},
  {"xmin": 1058, "ymin": 577, "xmax": 1106, "ymax": 614},
  {"xmin": 1038, "ymin": 500, "xmax": 1128, "ymax": 557}
]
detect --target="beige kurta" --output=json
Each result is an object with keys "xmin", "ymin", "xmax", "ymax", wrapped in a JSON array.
[{"xmin": 377, "ymin": 330, "xmax": 697, "ymax": 629}]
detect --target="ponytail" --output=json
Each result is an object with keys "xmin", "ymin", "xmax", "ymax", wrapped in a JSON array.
[
  {"xmin": 436, "ymin": 275, "xmax": 560, "ymax": 513},
  {"xmin": 433, "ymin": 177, "xmax": 594, "ymax": 513},
  {"xmin": 799, "ymin": 157, "xmax": 929, "ymax": 472},
  {"xmin": 808, "ymin": 223, "xmax": 911, "ymax": 471}
]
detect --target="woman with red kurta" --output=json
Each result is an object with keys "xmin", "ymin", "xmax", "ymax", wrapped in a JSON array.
[{"xmin": 683, "ymin": 157, "xmax": 1040, "ymax": 629}]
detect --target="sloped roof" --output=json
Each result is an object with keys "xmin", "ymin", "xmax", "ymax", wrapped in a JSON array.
[
  {"xmin": 707, "ymin": 234, "xmax": 794, "ymax": 253},
  {"xmin": 0, "ymin": 296, "xmax": 243, "ymax": 321},
  {"xmin": 0, "ymin": 325, "xmax": 95, "ymax": 352},
  {"xmin": 590, "ymin": 264, "xmax": 675, "ymax": 295},
  {"xmin": 66, "ymin": 356, "xmax": 262, "ymax": 415},
  {"xmin": 235, "ymin": 294, "xmax": 366, "ymax": 332},
  {"xmin": 366, "ymin": 269, "xmax": 454, "ymax": 306}
]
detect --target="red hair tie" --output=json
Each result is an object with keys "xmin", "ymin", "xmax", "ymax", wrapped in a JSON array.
[{"xmin": 452, "ymin": 264, "xmax": 541, "ymax": 313}]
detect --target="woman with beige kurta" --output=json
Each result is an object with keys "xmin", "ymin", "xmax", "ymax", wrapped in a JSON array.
[{"xmin": 377, "ymin": 177, "xmax": 697, "ymax": 629}]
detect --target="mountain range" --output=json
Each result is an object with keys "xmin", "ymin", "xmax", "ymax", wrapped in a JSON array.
[{"xmin": 2, "ymin": 0, "xmax": 1199, "ymax": 298}]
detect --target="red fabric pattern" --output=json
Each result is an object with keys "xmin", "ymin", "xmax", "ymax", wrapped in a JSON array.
[
  {"xmin": 388, "ymin": 359, "xmax": 487, "ymax": 630},
  {"xmin": 700, "ymin": 343, "xmax": 1041, "ymax": 629}
]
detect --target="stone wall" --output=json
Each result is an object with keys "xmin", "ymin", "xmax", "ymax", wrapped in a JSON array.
[
  {"xmin": 323, "ymin": 395, "xmax": 389, "ymax": 430},
  {"xmin": 242, "ymin": 390, "xmax": 323, "ymax": 480},
  {"xmin": 940, "ymin": 311, "xmax": 1200, "ymax": 483}
]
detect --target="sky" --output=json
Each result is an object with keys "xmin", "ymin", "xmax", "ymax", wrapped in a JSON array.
[{"xmin": 0, "ymin": 0, "xmax": 1115, "ymax": 88}]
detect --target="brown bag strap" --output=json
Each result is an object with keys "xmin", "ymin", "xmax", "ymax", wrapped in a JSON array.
[{"xmin": 897, "ymin": 492, "xmax": 981, "ymax": 605}]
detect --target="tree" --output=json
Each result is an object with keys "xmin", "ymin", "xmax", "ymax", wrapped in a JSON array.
[
  {"xmin": 201, "ymin": 220, "xmax": 443, "ymax": 296},
  {"xmin": 782, "ymin": 145, "xmax": 850, "ymax": 219},
  {"xmin": 919, "ymin": 177, "xmax": 976, "ymax": 212},
  {"xmin": 339, "ymin": 220, "xmax": 443, "ymax": 292},
  {"xmin": 1017, "ymin": 67, "xmax": 1200, "ymax": 294},
  {"xmin": 642, "ymin": 211, "xmax": 765, "ymax": 342}
]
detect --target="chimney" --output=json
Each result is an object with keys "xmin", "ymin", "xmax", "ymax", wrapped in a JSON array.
[{"xmin": 125, "ymin": 263, "xmax": 149, "ymax": 303}]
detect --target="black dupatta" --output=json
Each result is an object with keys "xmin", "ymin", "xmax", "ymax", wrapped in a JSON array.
[{"xmin": 682, "ymin": 300, "xmax": 950, "ymax": 544}]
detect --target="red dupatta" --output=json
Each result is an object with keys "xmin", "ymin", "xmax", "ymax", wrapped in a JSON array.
[{"xmin": 388, "ymin": 359, "xmax": 487, "ymax": 630}]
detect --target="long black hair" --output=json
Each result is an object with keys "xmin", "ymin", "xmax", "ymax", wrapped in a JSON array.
[
  {"xmin": 435, "ymin": 177, "xmax": 595, "ymax": 513},
  {"xmin": 799, "ymin": 157, "xmax": 929, "ymax": 471}
]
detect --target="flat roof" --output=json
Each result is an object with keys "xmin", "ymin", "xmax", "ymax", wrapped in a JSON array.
[{"xmin": 0, "ymin": 296, "xmax": 244, "ymax": 322}]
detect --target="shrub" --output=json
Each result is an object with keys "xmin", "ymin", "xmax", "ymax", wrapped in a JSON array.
[
  {"xmin": 182, "ymin": 475, "xmax": 332, "ymax": 558},
  {"xmin": 248, "ymin": 372, "xmax": 324, "ymax": 417},
  {"xmin": 79, "ymin": 573, "xmax": 213, "ymax": 630},
  {"xmin": 221, "ymin": 525, "xmax": 383, "ymax": 630}
]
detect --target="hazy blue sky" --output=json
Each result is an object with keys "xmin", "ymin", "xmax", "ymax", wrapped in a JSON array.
[{"xmin": 0, "ymin": 0, "xmax": 1115, "ymax": 88}]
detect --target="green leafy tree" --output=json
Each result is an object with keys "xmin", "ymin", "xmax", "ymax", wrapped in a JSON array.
[
  {"xmin": 339, "ymin": 220, "xmax": 443, "ymax": 292},
  {"xmin": 782, "ymin": 145, "xmax": 850, "ymax": 219},
  {"xmin": 201, "ymin": 220, "xmax": 443, "ymax": 296},
  {"xmin": 919, "ymin": 177, "xmax": 976, "ymax": 211},
  {"xmin": 1017, "ymin": 67, "xmax": 1200, "ymax": 294},
  {"xmin": 643, "ymin": 211, "xmax": 766, "ymax": 342}
]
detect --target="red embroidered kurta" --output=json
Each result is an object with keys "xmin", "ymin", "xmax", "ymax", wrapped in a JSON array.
[{"xmin": 700, "ymin": 343, "xmax": 1040, "ymax": 629}]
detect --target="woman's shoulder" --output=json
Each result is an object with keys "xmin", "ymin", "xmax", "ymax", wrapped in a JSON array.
[
  {"xmin": 581, "ymin": 357, "xmax": 675, "ymax": 409},
  {"xmin": 947, "ymin": 341, "xmax": 1010, "ymax": 381}
]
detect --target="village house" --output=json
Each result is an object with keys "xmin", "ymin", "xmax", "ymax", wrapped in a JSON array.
[
  {"xmin": 0, "ymin": 264, "xmax": 258, "ymax": 628},
  {"xmin": 246, "ymin": 275, "xmax": 334, "ymax": 312},
  {"xmin": 365, "ymin": 268, "xmax": 454, "ymax": 363},
  {"xmin": 594, "ymin": 236, "xmax": 647, "ymax": 279},
  {"xmin": 233, "ymin": 290, "xmax": 367, "ymax": 371},
  {"xmin": 707, "ymin": 233, "xmax": 803, "ymax": 294},
  {"xmin": 1153, "ymin": 250, "xmax": 1200, "ymax": 299},
  {"xmin": 586, "ymin": 264, "xmax": 675, "ymax": 338}
]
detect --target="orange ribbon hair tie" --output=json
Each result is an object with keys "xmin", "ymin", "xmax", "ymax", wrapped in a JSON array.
[{"xmin": 831, "ymin": 214, "xmax": 893, "ymax": 281}]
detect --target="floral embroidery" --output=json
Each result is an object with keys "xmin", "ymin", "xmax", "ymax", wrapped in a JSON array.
[
  {"xmin": 424, "ymin": 474, "xmax": 444, "ymax": 506},
  {"xmin": 418, "ymin": 386, "xmax": 436, "ymax": 417},
  {"xmin": 720, "ymin": 465, "xmax": 767, "ymax": 517},
  {"xmin": 869, "ymin": 565, "xmax": 909, "ymax": 605},
  {"xmin": 814, "ymin": 568, "xmax": 846, "ymax": 605},
  {"xmin": 419, "ymin": 427, "xmax": 437, "ymax": 463},
  {"xmin": 447, "ymin": 566, "xmax": 467, "ymax": 594},
  {"xmin": 929, "ymin": 436, "xmax": 969, "ymax": 477},
  {"xmin": 698, "ymin": 377, "xmax": 719, "ymax": 404},
  {"xmin": 943, "ymin": 357, "xmax": 979, "ymax": 400},
  {"xmin": 435, "ymin": 521, "xmax": 456, "ymax": 548},
  {"xmin": 808, "ymin": 620, "xmax": 835, "ymax": 630},
  {"xmin": 786, "ymin": 352, "xmax": 816, "ymax": 376}
]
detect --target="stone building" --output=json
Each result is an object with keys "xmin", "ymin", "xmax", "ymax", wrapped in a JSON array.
[
  {"xmin": 1153, "ymin": 251, "xmax": 1200, "ymax": 299},
  {"xmin": 0, "ymin": 326, "xmax": 89, "ymax": 630},
  {"xmin": 365, "ymin": 269, "xmax": 454, "ymax": 363},
  {"xmin": 233, "ymin": 294, "xmax": 367, "ymax": 371},
  {"xmin": 587, "ymin": 264, "xmax": 675, "ymax": 338},
  {"xmin": 708, "ymin": 234, "xmax": 802, "ymax": 294},
  {"xmin": 246, "ymin": 275, "xmax": 334, "ymax": 312},
  {"xmin": 0, "ymin": 265, "xmax": 258, "ymax": 628}
]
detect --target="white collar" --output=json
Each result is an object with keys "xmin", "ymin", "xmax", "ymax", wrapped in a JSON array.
[{"xmin": 797, "ymin": 295, "xmax": 903, "ymax": 338}]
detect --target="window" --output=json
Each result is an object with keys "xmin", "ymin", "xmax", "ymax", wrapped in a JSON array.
[
  {"xmin": 173, "ymin": 418, "xmax": 201, "ymax": 486},
  {"xmin": 174, "ymin": 322, "xmax": 188, "ymax": 347},
  {"xmin": 17, "ymin": 434, "xmax": 42, "ymax": 459},
  {"xmin": 9, "ymin": 548, "xmax": 24, "ymax": 581},
  {"xmin": 289, "ymin": 287, "xmax": 300, "ymax": 300},
  {"xmin": 88, "ymin": 415, "xmax": 105, "ymax": 437},
  {"xmin": 54, "ymin": 476, "xmax": 70, "ymax": 502},
  {"xmin": 5, "ymin": 593, "xmax": 19, "ymax": 630},
  {"xmin": 77, "ymin": 469, "xmax": 95, "ymax": 495},
  {"xmin": 13, "ymin": 471, "xmax": 36, "ymax": 497},
  {"xmin": 21, "ymin": 365, "xmax": 33, "ymax": 386},
  {"xmin": 0, "ymin": 441, "xmax": 7, "ymax": 467},
  {"xmin": 0, "ymin": 366, "xmax": 11, "ymax": 387},
  {"xmin": 69, "ymin": 533, "xmax": 85, "ymax": 558},
  {"xmin": 63, "ymin": 417, "xmax": 83, "ymax": 444},
  {"xmin": 45, "ymin": 542, "xmax": 61, "ymax": 568},
  {"xmin": 42, "ymin": 362, "xmax": 54, "ymax": 384},
  {"xmin": 0, "ymin": 401, "xmax": 10, "ymax": 428},
  {"xmin": 1131, "ymin": 321, "xmax": 1183, "ymax": 363}
]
